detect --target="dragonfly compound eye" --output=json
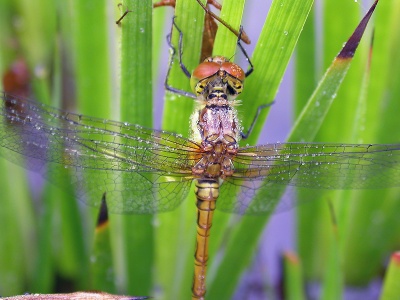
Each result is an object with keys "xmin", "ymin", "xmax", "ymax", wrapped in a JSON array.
[
  {"xmin": 191, "ymin": 61, "xmax": 221, "ymax": 92},
  {"xmin": 220, "ymin": 62, "xmax": 245, "ymax": 82},
  {"xmin": 190, "ymin": 57, "xmax": 246, "ymax": 97}
]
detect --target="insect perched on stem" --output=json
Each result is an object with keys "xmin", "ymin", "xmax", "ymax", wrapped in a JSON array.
[{"xmin": 0, "ymin": 1, "xmax": 388, "ymax": 299}]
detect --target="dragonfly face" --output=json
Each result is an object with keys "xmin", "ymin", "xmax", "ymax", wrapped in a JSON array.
[{"xmin": 190, "ymin": 56, "xmax": 245, "ymax": 99}]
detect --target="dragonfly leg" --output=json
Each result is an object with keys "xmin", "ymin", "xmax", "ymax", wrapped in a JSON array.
[
  {"xmin": 115, "ymin": 4, "xmax": 133, "ymax": 25},
  {"xmin": 171, "ymin": 17, "xmax": 192, "ymax": 78},
  {"xmin": 240, "ymin": 101, "xmax": 275, "ymax": 139},
  {"xmin": 164, "ymin": 17, "xmax": 197, "ymax": 99},
  {"xmin": 236, "ymin": 26, "xmax": 254, "ymax": 77},
  {"xmin": 235, "ymin": 24, "xmax": 272, "ymax": 139}
]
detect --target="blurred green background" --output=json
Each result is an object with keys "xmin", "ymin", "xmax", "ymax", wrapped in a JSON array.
[{"xmin": 0, "ymin": 0, "xmax": 399, "ymax": 299}]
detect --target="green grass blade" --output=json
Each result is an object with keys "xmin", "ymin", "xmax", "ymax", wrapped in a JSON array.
[
  {"xmin": 201, "ymin": 0, "xmax": 248, "ymax": 294},
  {"xmin": 283, "ymin": 252, "xmax": 305, "ymax": 300},
  {"xmin": 294, "ymin": 5, "xmax": 316, "ymax": 116},
  {"xmin": 207, "ymin": 1, "xmax": 314, "ymax": 299},
  {"xmin": 340, "ymin": 0, "xmax": 400, "ymax": 285},
  {"xmin": 295, "ymin": 0, "xmax": 378, "ymax": 284},
  {"xmin": 380, "ymin": 252, "xmax": 400, "ymax": 300},
  {"xmin": 2, "ymin": 0, "xmax": 77, "ymax": 294},
  {"xmin": 18, "ymin": 0, "xmax": 64, "ymax": 289},
  {"xmin": 0, "ymin": 2, "xmax": 36, "ymax": 296},
  {"xmin": 212, "ymin": 0, "xmax": 246, "ymax": 57},
  {"xmin": 156, "ymin": 1, "xmax": 206, "ymax": 298},
  {"xmin": 161, "ymin": 1, "xmax": 205, "ymax": 132},
  {"xmin": 70, "ymin": 0, "xmax": 112, "ymax": 118},
  {"xmin": 119, "ymin": 0, "xmax": 153, "ymax": 295},
  {"xmin": 293, "ymin": 0, "xmax": 400, "ymax": 291},
  {"xmin": 289, "ymin": 1, "xmax": 377, "ymax": 142},
  {"xmin": 68, "ymin": 0, "xmax": 116, "ymax": 290},
  {"xmin": 91, "ymin": 200, "xmax": 116, "ymax": 292},
  {"xmin": 320, "ymin": 214, "xmax": 343, "ymax": 300},
  {"xmin": 240, "ymin": 0, "xmax": 314, "ymax": 146},
  {"xmin": 0, "ymin": 160, "xmax": 34, "ymax": 296}
]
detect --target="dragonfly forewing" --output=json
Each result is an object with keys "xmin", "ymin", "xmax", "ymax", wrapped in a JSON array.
[
  {"xmin": 214, "ymin": 143, "xmax": 400, "ymax": 214},
  {"xmin": 0, "ymin": 93, "xmax": 200, "ymax": 213},
  {"xmin": 236, "ymin": 143, "xmax": 400, "ymax": 189}
]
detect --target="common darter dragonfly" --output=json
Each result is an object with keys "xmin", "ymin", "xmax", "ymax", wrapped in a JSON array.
[{"xmin": 0, "ymin": 1, "xmax": 397, "ymax": 299}]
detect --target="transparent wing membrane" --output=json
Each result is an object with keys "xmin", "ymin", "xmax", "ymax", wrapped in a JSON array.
[{"xmin": 1, "ymin": 93, "xmax": 400, "ymax": 214}]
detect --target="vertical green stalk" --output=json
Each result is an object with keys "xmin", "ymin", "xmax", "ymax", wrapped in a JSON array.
[
  {"xmin": 283, "ymin": 252, "xmax": 306, "ymax": 300},
  {"xmin": 69, "ymin": 0, "xmax": 113, "ymax": 290},
  {"xmin": 0, "ymin": 2, "xmax": 34, "ymax": 296},
  {"xmin": 156, "ymin": 2, "xmax": 206, "ymax": 298},
  {"xmin": 208, "ymin": 1, "xmax": 314, "ymax": 299},
  {"xmin": 380, "ymin": 252, "xmax": 400, "ymax": 300},
  {"xmin": 296, "ymin": 0, "xmax": 365, "ymax": 284},
  {"xmin": 119, "ymin": 0, "xmax": 153, "ymax": 296},
  {"xmin": 341, "ymin": 0, "xmax": 400, "ymax": 285}
]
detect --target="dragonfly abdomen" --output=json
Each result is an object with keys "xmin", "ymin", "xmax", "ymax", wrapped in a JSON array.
[{"xmin": 192, "ymin": 179, "xmax": 218, "ymax": 299}]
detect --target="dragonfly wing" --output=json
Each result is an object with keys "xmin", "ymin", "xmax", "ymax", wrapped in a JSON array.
[
  {"xmin": 217, "ymin": 143, "xmax": 400, "ymax": 214},
  {"xmin": 0, "ymin": 93, "xmax": 198, "ymax": 213},
  {"xmin": 0, "ymin": 93, "xmax": 200, "ymax": 172},
  {"xmin": 68, "ymin": 168, "xmax": 193, "ymax": 214},
  {"xmin": 234, "ymin": 143, "xmax": 400, "ymax": 189},
  {"xmin": 217, "ymin": 177, "xmax": 287, "ymax": 214}
]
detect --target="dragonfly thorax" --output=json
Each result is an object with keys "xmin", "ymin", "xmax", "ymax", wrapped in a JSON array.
[
  {"xmin": 191, "ymin": 103, "xmax": 240, "ymax": 179},
  {"xmin": 197, "ymin": 105, "xmax": 240, "ymax": 145}
]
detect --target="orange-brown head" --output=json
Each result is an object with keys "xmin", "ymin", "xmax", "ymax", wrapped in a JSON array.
[{"xmin": 190, "ymin": 56, "xmax": 245, "ymax": 101}]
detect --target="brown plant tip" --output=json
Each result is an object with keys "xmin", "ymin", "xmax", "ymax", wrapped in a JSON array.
[
  {"xmin": 2, "ymin": 59, "xmax": 30, "ymax": 96},
  {"xmin": 96, "ymin": 193, "xmax": 109, "ymax": 228},
  {"xmin": 337, "ymin": 0, "xmax": 378, "ymax": 59},
  {"xmin": 283, "ymin": 251, "xmax": 299, "ymax": 264},
  {"xmin": 392, "ymin": 251, "xmax": 400, "ymax": 265}
]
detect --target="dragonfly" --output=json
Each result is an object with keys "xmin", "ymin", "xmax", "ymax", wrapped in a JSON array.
[{"xmin": 0, "ymin": 7, "xmax": 398, "ymax": 300}]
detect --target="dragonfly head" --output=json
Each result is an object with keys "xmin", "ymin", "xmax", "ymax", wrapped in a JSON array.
[{"xmin": 191, "ymin": 56, "xmax": 245, "ymax": 101}]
